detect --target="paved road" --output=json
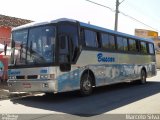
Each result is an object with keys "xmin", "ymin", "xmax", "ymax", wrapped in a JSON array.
[{"xmin": 0, "ymin": 71, "xmax": 160, "ymax": 120}]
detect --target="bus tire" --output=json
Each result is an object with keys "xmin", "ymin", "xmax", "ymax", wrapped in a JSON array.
[
  {"xmin": 80, "ymin": 74, "xmax": 93, "ymax": 96},
  {"xmin": 140, "ymin": 69, "xmax": 146, "ymax": 84}
]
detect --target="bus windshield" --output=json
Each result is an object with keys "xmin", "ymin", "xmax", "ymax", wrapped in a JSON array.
[{"xmin": 11, "ymin": 25, "xmax": 56, "ymax": 66}]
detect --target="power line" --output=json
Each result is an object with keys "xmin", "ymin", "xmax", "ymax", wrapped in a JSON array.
[
  {"xmin": 119, "ymin": 0, "xmax": 126, "ymax": 5},
  {"xmin": 85, "ymin": 0, "xmax": 160, "ymax": 32},
  {"xmin": 120, "ymin": 12, "xmax": 160, "ymax": 32},
  {"xmin": 126, "ymin": 1, "xmax": 160, "ymax": 27},
  {"xmin": 85, "ymin": 0, "xmax": 115, "ymax": 12}
]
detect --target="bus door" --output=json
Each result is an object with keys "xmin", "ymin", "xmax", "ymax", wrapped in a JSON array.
[{"xmin": 59, "ymin": 35, "xmax": 71, "ymax": 64}]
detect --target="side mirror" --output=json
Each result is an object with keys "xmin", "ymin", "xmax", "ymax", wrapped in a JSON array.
[{"xmin": 60, "ymin": 63, "xmax": 71, "ymax": 72}]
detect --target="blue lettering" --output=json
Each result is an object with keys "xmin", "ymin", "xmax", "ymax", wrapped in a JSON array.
[
  {"xmin": 8, "ymin": 70, "xmax": 21, "ymax": 75},
  {"xmin": 40, "ymin": 69, "xmax": 47, "ymax": 73},
  {"xmin": 97, "ymin": 53, "xmax": 103, "ymax": 62},
  {"xmin": 97, "ymin": 53, "xmax": 115, "ymax": 62}
]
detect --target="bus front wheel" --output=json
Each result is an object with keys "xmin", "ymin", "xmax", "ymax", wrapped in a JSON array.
[{"xmin": 80, "ymin": 74, "xmax": 93, "ymax": 96}]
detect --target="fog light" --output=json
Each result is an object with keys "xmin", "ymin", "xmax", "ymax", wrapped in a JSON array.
[
  {"xmin": 8, "ymin": 83, "xmax": 12, "ymax": 87},
  {"xmin": 43, "ymin": 83, "xmax": 49, "ymax": 88}
]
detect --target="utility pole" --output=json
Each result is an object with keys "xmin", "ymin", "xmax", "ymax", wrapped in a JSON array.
[
  {"xmin": 114, "ymin": 0, "xmax": 125, "ymax": 31},
  {"xmin": 85, "ymin": 0, "xmax": 125, "ymax": 31},
  {"xmin": 114, "ymin": 0, "xmax": 119, "ymax": 31}
]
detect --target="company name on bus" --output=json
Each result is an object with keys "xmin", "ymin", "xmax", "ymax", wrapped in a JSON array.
[
  {"xmin": 8, "ymin": 70, "xmax": 21, "ymax": 75},
  {"xmin": 97, "ymin": 53, "xmax": 115, "ymax": 63}
]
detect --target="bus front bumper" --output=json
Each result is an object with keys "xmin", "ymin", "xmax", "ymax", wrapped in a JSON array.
[{"xmin": 7, "ymin": 80, "xmax": 57, "ymax": 93}]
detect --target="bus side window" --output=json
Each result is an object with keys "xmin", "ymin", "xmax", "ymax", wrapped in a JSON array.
[
  {"xmin": 101, "ymin": 33, "xmax": 109, "ymax": 49},
  {"xmin": 109, "ymin": 34, "xmax": 116, "ymax": 50},
  {"xmin": 149, "ymin": 43, "xmax": 155, "ymax": 54},
  {"xmin": 140, "ymin": 41, "xmax": 148, "ymax": 54},
  {"xmin": 117, "ymin": 36, "xmax": 128, "ymax": 51},
  {"xmin": 101, "ymin": 33, "xmax": 116, "ymax": 50},
  {"xmin": 123, "ymin": 37, "xmax": 128, "ymax": 51},
  {"xmin": 84, "ymin": 29, "xmax": 98, "ymax": 48},
  {"xmin": 128, "ymin": 39, "xmax": 137, "ymax": 52}
]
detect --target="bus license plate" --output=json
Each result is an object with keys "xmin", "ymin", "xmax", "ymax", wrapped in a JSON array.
[{"xmin": 22, "ymin": 83, "xmax": 31, "ymax": 88}]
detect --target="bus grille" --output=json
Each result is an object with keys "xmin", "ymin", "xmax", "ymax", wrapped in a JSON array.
[
  {"xmin": 16, "ymin": 75, "xmax": 38, "ymax": 80},
  {"xmin": 27, "ymin": 75, "xmax": 38, "ymax": 79},
  {"xmin": 16, "ymin": 76, "xmax": 25, "ymax": 79}
]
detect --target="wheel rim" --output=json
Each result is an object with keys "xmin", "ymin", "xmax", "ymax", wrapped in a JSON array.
[{"xmin": 82, "ymin": 79, "xmax": 92, "ymax": 91}]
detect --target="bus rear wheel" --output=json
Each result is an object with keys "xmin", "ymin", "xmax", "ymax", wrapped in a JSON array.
[
  {"xmin": 140, "ymin": 69, "xmax": 146, "ymax": 84},
  {"xmin": 80, "ymin": 74, "xmax": 93, "ymax": 96}
]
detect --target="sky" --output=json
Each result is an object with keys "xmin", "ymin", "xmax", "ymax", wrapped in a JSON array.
[{"xmin": 0, "ymin": 0, "xmax": 160, "ymax": 35}]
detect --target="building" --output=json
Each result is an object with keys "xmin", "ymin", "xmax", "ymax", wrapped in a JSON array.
[
  {"xmin": 0, "ymin": 14, "xmax": 32, "ymax": 81},
  {"xmin": 0, "ymin": 14, "xmax": 32, "ymax": 46},
  {"xmin": 135, "ymin": 29, "xmax": 160, "ymax": 68}
]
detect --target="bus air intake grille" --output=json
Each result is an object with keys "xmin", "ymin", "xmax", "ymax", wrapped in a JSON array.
[
  {"xmin": 27, "ymin": 75, "xmax": 38, "ymax": 79},
  {"xmin": 16, "ymin": 76, "xmax": 25, "ymax": 79}
]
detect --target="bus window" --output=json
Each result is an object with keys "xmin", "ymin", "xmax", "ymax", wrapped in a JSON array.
[
  {"xmin": 123, "ymin": 38, "xmax": 128, "ymax": 51},
  {"xmin": 84, "ymin": 30, "xmax": 98, "ymax": 48},
  {"xmin": 101, "ymin": 33, "xmax": 115, "ymax": 50},
  {"xmin": 140, "ymin": 42, "xmax": 147, "ymax": 54},
  {"xmin": 109, "ymin": 35, "xmax": 116, "ymax": 49},
  {"xmin": 12, "ymin": 30, "xmax": 28, "ymax": 65},
  {"xmin": 27, "ymin": 26, "xmax": 56, "ymax": 64},
  {"xmin": 149, "ymin": 43, "xmax": 155, "ymax": 54},
  {"xmin": 129, "ymin": 39, "xmax": 137, "ymax": 52},
  {"xmin": 117, "ymin": 36, "xmax": 128, "ymax": 51}
]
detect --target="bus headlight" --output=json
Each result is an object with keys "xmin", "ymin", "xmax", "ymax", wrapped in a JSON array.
[
  {"xmin": 40, "ymin": 75, "xmax": 48, "ymax": 79},
  {"xmin": 40, "ymin": 74, "xmax": 55, "ymax": 80},
  {"xmin": 9, "ymin": 76, "xmax": 16, "ymax": 79}
]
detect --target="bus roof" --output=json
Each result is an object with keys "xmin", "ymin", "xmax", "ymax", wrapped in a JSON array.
[
  {"xmin": 12, "ymin": 18, "xmax": 153, "ymax": 43},
  {"xmin": 12, "ymin": 18, "xmax": 77, "ymax": 31}
]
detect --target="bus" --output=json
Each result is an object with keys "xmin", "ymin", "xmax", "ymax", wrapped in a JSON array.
[{"xmin": 7, "ymin": 18, "xmax": 156, "ymax": 96}]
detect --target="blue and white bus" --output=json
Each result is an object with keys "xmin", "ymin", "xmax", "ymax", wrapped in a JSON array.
[{"xmin": 8, "ymin": 18, "xmax": 156, "ymax": 95}]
